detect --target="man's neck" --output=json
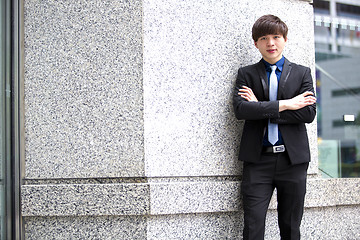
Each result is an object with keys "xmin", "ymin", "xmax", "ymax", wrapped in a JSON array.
[{"xmin": 262, "ymin": 56, "xmax": 285, "ymax": 67}]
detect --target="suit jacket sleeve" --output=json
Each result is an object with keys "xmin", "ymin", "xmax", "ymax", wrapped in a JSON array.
[
  {"xmin": 271, "ymin": 67, "xmax": 316, "ymax": 124},
  {"xmin": 233, "ymin": 66, "xmax": 280, "ymax": 121}
]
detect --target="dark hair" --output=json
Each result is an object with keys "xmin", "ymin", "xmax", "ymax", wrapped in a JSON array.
[{"xmin": 252, "ymin": 15, "xmax": 288, "ymax": 42}]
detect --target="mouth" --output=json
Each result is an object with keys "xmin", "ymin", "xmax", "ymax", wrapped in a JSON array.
[{"xmin": 267, "ymin": 49, "xmax": 276, "ymax": 53}]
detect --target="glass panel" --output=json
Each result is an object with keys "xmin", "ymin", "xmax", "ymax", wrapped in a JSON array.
[{"xmin": 314, "ymin": 0, "xmax": 360, "ymax": 178}]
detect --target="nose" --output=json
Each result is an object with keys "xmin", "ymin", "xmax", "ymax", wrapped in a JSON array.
[{"xmin": 267, "ymin": 38, "xmax": 275, "ymax": 46}]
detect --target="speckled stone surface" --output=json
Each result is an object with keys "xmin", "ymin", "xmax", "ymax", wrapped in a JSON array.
[
  {"xmin": 23, "ymin": 206, "xmax": 360, "ymax": 240},
  {"xmin": 24, "ymin": 0, "xmax": 144, "ymax": 178},
  {"xmin": 300, "ymin": 206, "xmax": 360, "ymax": 240},
  {"xmin": 304, "ymin": 178, "xmax": 360, "ymax": 208},
  {"xmin": 143, "ymin": 0, "xmax": 318, "ymax": 177},
  {"xmin": 150, "ymin": 180, "xmax": 240, "ymax": 215},
  {"xmin": 24, "ymin": 0, "xmax": 317, "ymax": 178},
  {"xmin": 22, "ymin": 183, "xmax": 150, "ymax": 217},
  {"xmin": 147, "ymin": 206, "xmax": 360, "ymax": 240},
  {"xmin": 24, "ymin": 216, "xmax": 147, "ymax": 240},
  {"xmin": 22, "ymin": 177, "xmax": 360, "ymax": 239},
  {"xmin": 147, "ymin": 212, "xmax": 243, "ymax": 240},
  {"xmin": 22, "ymin": 178, "xmax": 360, "ymax": 216},
  {"xmin": 265, "ymin": 206, "xmax": 360, "ymax": 240}
]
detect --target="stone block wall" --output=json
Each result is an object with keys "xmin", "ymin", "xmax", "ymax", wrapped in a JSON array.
[{"xmin": 22, "ymin": 0, "xmax": 360, "ymax": 239}]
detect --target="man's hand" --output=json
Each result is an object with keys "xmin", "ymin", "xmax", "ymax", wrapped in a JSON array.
[
  {"xmin": 238, "ymin": 86, "xmax": 258, "ymax": 102},
  {"xmin": 279, "ymin": 91, "xmax": 316, "ymax": 112},
  {"xmin": 238, "ymin": 87, "xmax": 316, "ymax": 112}
]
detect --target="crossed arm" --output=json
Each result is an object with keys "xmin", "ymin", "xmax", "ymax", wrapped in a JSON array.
[{"xmin": 238, "ymin": 85, "xmax": 317, "ymax": 112}]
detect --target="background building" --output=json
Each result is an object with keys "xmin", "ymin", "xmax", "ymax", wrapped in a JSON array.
[
  {"xmin": 0, "ymin": 0, "xmax": 359, "ymax": 239},
  {"xmin": 314, "ymin": 0, "xmax": 360, "ymax": 179}
]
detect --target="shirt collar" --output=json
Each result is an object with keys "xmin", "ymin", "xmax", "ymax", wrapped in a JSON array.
[{"xmin": 262, "ymin": 56, "xmax": 285, "ymax": 72}]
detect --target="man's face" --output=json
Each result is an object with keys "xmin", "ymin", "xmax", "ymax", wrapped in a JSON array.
[{"xmin": 254, "ymin": 34, "xmax": 287, "ymax": 64}]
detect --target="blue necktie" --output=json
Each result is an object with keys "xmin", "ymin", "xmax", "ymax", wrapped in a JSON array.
[{"xmin": 268, "ymin": 65, "xmax": 278, "ymax": 145}]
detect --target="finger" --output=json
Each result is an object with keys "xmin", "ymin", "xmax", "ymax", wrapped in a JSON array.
[
  {"xmin": 241, "ymin": 86, "xmax": 253, "ymax": 92},
  {"xmin": 306, "ymin": 98, "xmax": 316, "ymax": 104},
  {"xmin": 239, "ymin": 93, "xmax": 249, "ymax": 99},
  {"xmin": 239, "ymin": 89, "xmax": 252, "ymax": 95},
  {"xmin": 306, "ymin": 96, "xmax": 317, "ymax": 102},
  {"xmin": 239, "ymin": 88, "xmax": 249, "ymax": 92},
  {"xmin": 240, "ymin": 95, "xmax": 250, "ymax": 101},
  {"xmin": 302, "ymin": 91, "xmax": 314, "ymax": 97}
]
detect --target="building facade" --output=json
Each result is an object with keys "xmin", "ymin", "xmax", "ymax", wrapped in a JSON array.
[
  {"xmin": 314, "ymin": 0, "xmax": 360, "ymax": 179},
  {"xmin": 0, "ymin": 0, "xmax": 359, "ymax": 239}
]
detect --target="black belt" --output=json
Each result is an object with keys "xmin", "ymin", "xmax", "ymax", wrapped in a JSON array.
[{"xmin": 263, "ymin": 145, "xmax": 286, "ymax": 153}]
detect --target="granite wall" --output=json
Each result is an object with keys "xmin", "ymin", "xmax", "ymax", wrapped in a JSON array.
[{"xmin": 22, "ymin": 0, "xmax": 360, "ymax": 239}]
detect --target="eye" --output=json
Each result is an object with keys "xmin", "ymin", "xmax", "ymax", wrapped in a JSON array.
[{"xmin": 260, "ymin": 37, "xmax": 267, "ymax": 40}]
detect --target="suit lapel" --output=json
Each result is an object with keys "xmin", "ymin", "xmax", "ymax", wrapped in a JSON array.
[
  {"xmin": 255, "ymin": 61, "xmax": 269, "ymax": 100},
  {"xmin": 278, "ymin": 58, "xmax": 292, "ymax": 99}
]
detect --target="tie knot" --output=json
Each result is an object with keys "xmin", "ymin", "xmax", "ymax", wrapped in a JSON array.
[{"xmin": 270, "ymin": 65, "xmax": 277, "ymax": 72}]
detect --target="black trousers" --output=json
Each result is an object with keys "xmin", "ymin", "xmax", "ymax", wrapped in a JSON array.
[{"xmin": 241, "ymin": 152, "xmax": 309, "ymax": 240}]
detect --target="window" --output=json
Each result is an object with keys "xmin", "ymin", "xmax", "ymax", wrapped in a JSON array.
[{"xmin": 314, "ymin": 0, "xmax": 360, "ymax": 178}]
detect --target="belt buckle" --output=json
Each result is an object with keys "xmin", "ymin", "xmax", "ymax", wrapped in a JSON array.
[{"xmin": 273, "ymin": 145, "xmax": 285, "ymax": 153}]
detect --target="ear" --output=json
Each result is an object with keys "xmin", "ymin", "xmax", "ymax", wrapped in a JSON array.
[{"xmin": 254, "ymin": 41, "xmax": 258, "ymax": 48}]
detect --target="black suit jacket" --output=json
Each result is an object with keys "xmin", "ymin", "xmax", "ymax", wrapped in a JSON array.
[{"xmin": 233, "ymin": 58, "xmax": 316, "ymax": 165}]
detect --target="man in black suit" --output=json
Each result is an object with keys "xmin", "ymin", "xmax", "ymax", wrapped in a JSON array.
[{"xmin": 233, "ymin": 15, "xmax": 316, "ymax": 240}]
